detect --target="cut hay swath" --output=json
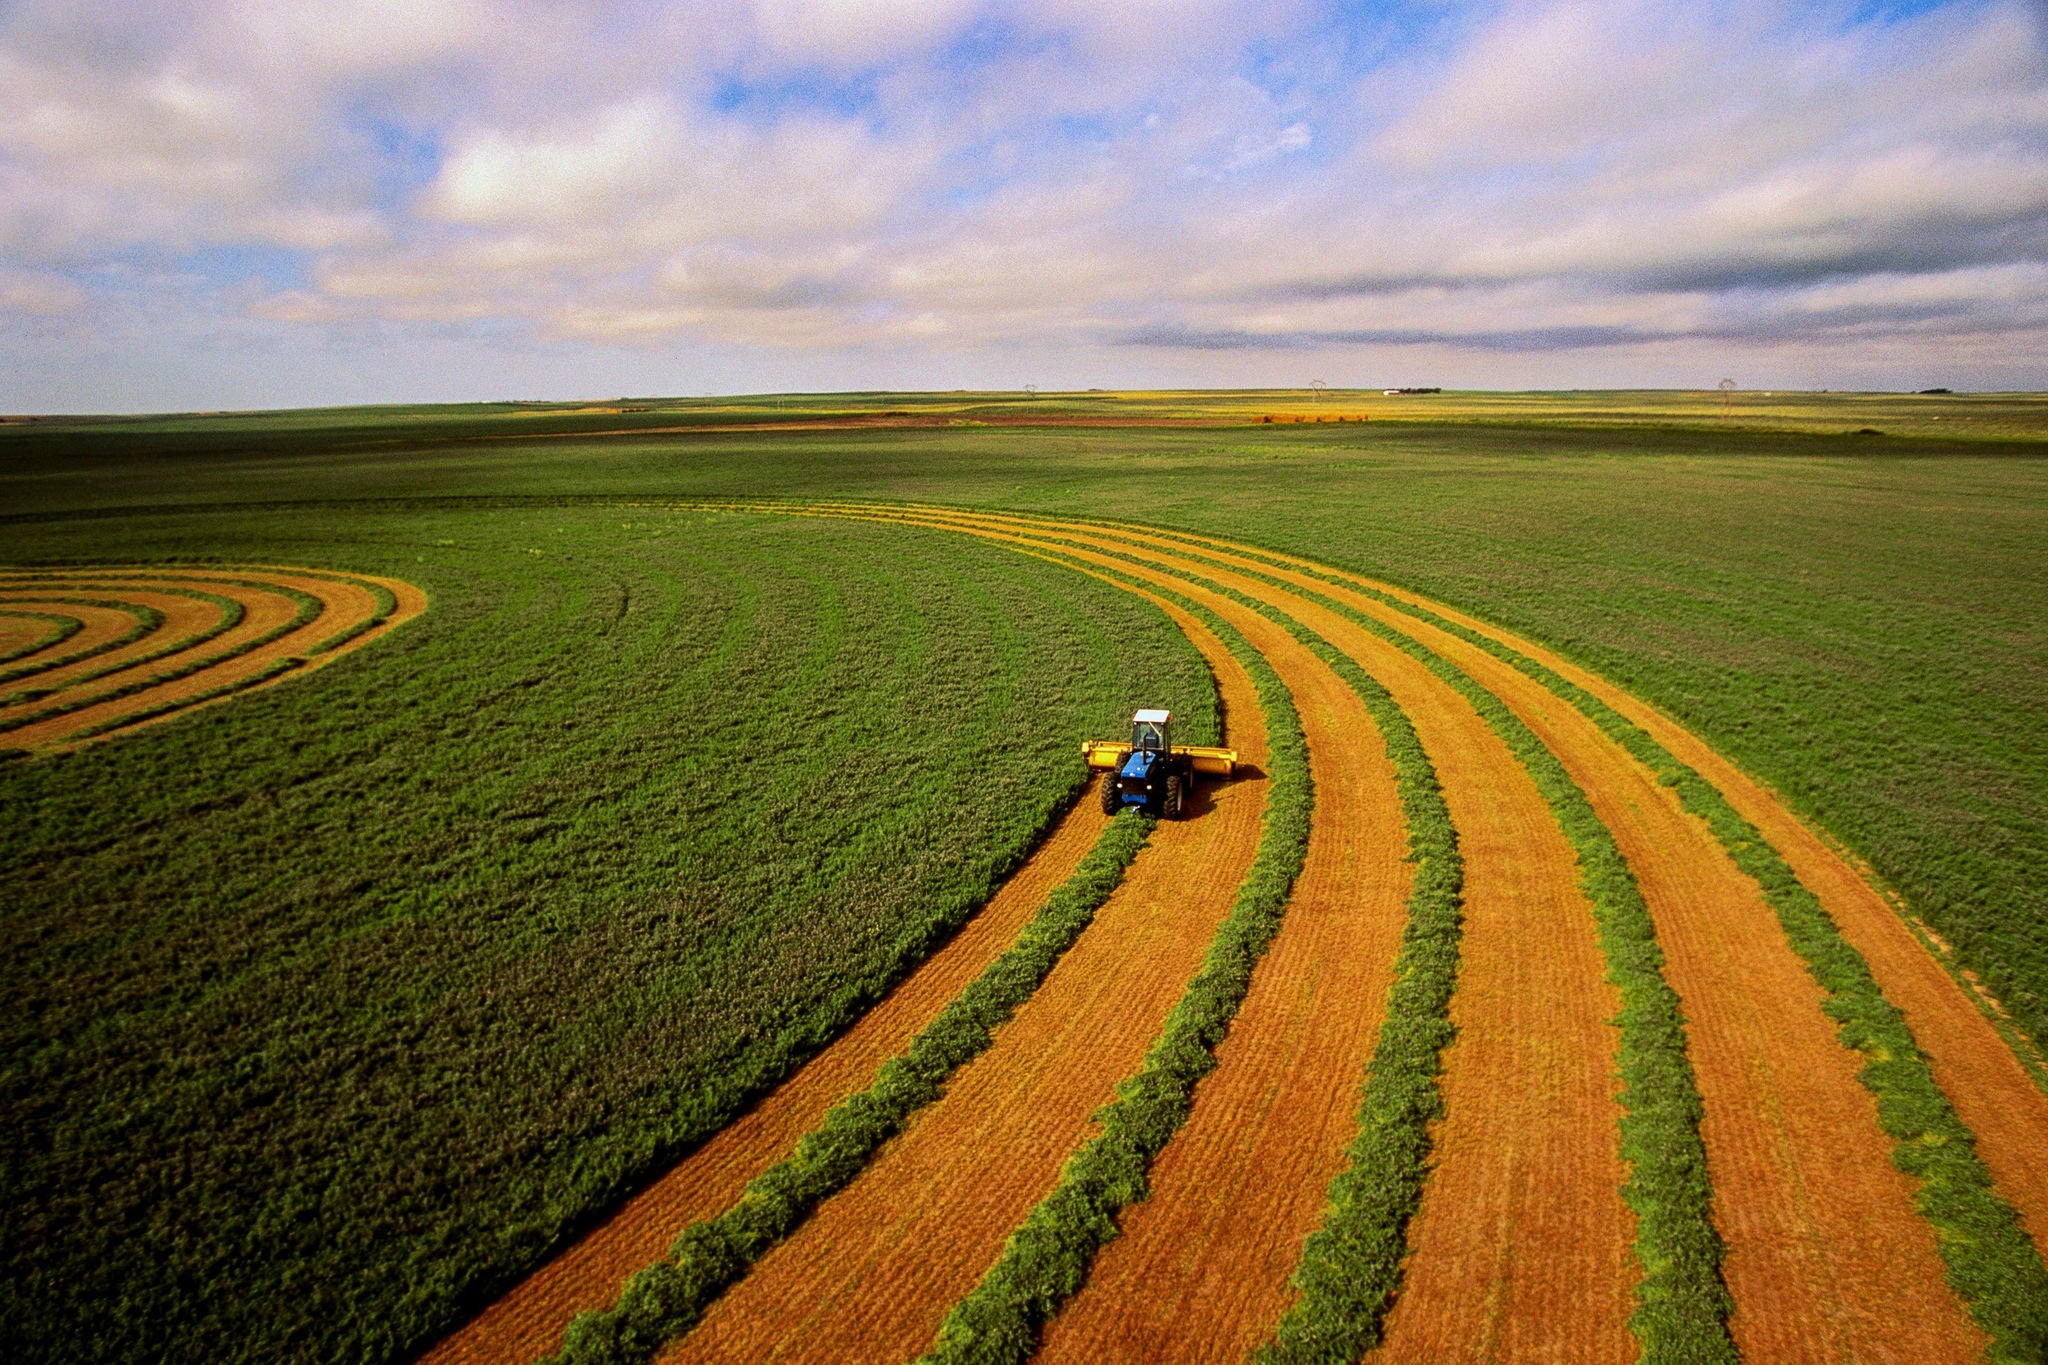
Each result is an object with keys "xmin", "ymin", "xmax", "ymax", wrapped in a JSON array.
[{"xmin": 0, "ymin": 565, "xmax": 425, "ymax": 754}]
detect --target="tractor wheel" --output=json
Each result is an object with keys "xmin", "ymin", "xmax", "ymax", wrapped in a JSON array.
[
  {"xmin": 1163, "ymin": 774, "xmax": 1185, "ymax": 819},
  {"xmin": 1100, "ymin": 772, "xmax": 1121, "ymax": 814}
]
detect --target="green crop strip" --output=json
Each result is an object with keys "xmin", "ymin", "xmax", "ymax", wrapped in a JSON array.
[
  {"xmin": 918, "ymin": 554, "xmax": 1311, "ymax": 1365},
  {"xmin": 549, "ymin": 810, "xmax": 1158, "ymax": 1365},
  {"xmin": 933, "ymin": 514, "xmax": 1733, "ymax": 1362},
  {"xmin": 1143, "ymin": 524, "xmax": 2048, "ymax": 1363},
  {"xmin": 0, "ymin": 611, "xmax": 84, "ymax": 665},
  {"xmin": 0, "ymin": 595, "xmax": 166, "ymax": 688},
  {"xmin": 1316, "ymin": 577, "xmax": 2048, "ymax": 1362}
]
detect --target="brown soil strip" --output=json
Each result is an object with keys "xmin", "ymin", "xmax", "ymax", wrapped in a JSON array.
[
  {"xmin": 665, "ymin": 595, "xmax": 1269, "ymax": 1365},
  {"xmin": 1353, "ymin": 578, "xmax": 2048, "ymax": 1264},
  {"xmin": 0, "ymin": 568, "xmax": 423, "ymax": 753},
  {"xmin": 1143, "ymin": 532, "xmax": 1985, "ymax": 1363},
  {"xmin": 0, "ymin": 601, "xmax": 150, "ymax": 675},
  {"xmin": 915, "ymin": 512, "xmax": 1635, "ymax": 1364},
  {"xmin": 417, "ymin": 800, "xmax": 1111, "ymax": 1365},
  {"xmin": 0, "ymin": 587, "xmax": 229, "ymax": 708}
]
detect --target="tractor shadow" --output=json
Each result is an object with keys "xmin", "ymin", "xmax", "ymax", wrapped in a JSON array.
[{"xmin": 1185, "ymin": 764, "xmax": 1261, "ymax": 818}]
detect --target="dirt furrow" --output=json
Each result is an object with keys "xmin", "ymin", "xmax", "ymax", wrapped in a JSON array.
[
  {"xmin": 665, "ymin": 597, "xmax": 1269, "ymax": 1365},
  {"xmin": 1135, "ymin": 531, "xmax": 1983, "ymax": 1363},
  {"xmin": 418, "ymin": 800, "xmax": 1110, "ymax": 1365},
  {"xmin": 917, "ymin": 512, "xmax": 1635, "ymax": 1363},
  {"xmin": 1348, "ymin": 574, "xmax": 2048, "ymax": 1263}
]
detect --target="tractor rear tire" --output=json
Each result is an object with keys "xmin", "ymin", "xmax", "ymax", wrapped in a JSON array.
[
  {"xmin": 1100, "ymin": 772, "xmax": 1121, "ymax": 814},
  {"xmin": 1163, "ymin": 774, "xmax": 1185, "ymax": 819}
]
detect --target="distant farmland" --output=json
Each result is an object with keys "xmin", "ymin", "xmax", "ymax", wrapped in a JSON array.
[{"xmin": 3, "ymin": 391, "xmax": 2045, "ymax": 1364}]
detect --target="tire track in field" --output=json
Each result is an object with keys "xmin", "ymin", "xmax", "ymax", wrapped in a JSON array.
[
  {"xmin": 1122, "ymin": 526, "xmax": 1984, "ymax": 1363},
  {"xmin": 663, "ymin": 599, "xmax": 1269, "ymax": 1365},
  {"xmin": 419, "ymin": 800, "xmax": 1111, "ymax": 1365},
  {"xmin": 0, "ymin": 566, "xmax": 423, "ymax": 752},
  {"xmin": 887, "ymin": 508, "xmax": 1638, "ymax": 1364}
]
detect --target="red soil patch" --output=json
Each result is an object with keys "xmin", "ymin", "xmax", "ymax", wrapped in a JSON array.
[
  {"xmin": 664, "ymin": 597, "xmax": 1269, "ymax": 1365},
  {"xmin": 417, "ymin": 799, "xmax": 1110, "ymax": 1365}
]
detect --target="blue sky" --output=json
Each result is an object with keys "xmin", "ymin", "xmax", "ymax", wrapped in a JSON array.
[{"xmin": 2, "ymin": 0, "xmax": 2044, "ymax": 411}]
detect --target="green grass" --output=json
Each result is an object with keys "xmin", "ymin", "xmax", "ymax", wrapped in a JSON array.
[
  {"xmin": 0, "ymin": 505, "xmax": 1215, "ymax": 1365},
  {"xmin": 921, "ymin": 561, "xmax": 1312, "ymax": 1365},
  {"xmin": 551, "ymin": 810, "xmax": 1157, "ymax": 1365},
  {"xmin": 7, "ymin": 396, "xmax": 2040, "ymax": 1060}
]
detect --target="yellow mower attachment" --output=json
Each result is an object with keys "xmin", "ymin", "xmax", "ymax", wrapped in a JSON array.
[{"xmin": 1081, "ymin": 739, "xmax": 1238, "ymax": 776}]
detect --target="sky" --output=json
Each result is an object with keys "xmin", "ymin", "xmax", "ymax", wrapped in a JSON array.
[{"xmin": 2, "ymin": 0, "xmax": 2045, "ymax": 411}]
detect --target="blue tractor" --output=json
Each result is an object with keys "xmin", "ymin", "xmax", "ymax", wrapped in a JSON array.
[{"xmin": 1082, "ymin": 709, "xmax": 1237, "ymax": 819}]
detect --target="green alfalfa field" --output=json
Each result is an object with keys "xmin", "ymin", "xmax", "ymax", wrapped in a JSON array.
[{"xmin": 2, "ymin": 389, "xmax": 2045, "ymax": 1363}]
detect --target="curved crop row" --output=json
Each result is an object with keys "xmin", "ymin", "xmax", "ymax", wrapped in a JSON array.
[
  {"xmin": 734, "ymin": 503, "xmax": 2043, "ymax": 1363},
  {"xmin": 0, "ymin": 596, "xmax": 165, "ymax": 688},
  {"xmin": 0, "ymin": 611, "xmax": 84, "ymax": 666},
  {"xmin": 920, "ymin": 558, "xmax": 1311, "ymax": 1365},
  {"xmin": 1338, "ymin": 576, "xmax": 2048, "ymax": 1363},
  {"xmin": 550, "ymin": 811, "xmax": 1158, "ymax": 1365},
  {"xmin": 0, "ymin": 565, "xmax": 421, "ymax": 753},
  {"xmin": 977, "ymin": 514, "xmax": 1731, "ymax": 1363}
]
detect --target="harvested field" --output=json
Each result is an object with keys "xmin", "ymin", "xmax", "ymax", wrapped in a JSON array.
[
  {"xmin": 1379, "ymin": 589, "xmax": 2048, "ymax": 1267},
  {"xmin": 662, "ymin": 600, "xmax": 1269, "ymax": 1364},
  {"xmin": 0, "ymin": 565, "xmax": 423, "ymax": 751},
  {"xmin": 1131, "ymin": 528, "xmax": 1990, "ymax": 1362}
]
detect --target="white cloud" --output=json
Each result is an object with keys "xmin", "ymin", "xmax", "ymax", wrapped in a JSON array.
[{"xmin": 3, "ymin": 0, "xmax": 2047, "ymax": 404}]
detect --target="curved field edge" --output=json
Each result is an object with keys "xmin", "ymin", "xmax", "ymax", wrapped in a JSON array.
[
  {"xmin": 546, "ymin": 811, "xmax": 1158, "ymax": 1365},
  {"xmin": 0, "ymin": 511, "xmax": 1219, "ymax": 1365},
  {"xmin": 0, "ymin": 565, "xmax": 420, "ymax": 752},
  {"xmin": 915, "ymin": 552, "xmax": 1312, "ymax": 1365},
  {"xmin": 908, "ymin": 509, "xmax": 1728, "ymax": 1364},
  {"xmin": 1136, "ymin": 525, "xmax": 2048, "ymax": 1362}
]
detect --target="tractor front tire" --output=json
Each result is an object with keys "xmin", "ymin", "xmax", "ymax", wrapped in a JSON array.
[
  {"xmin": 1163, "ymin": 774, "xmax": 1185, "ymax": 819},
  {"xmin": 1100, "ymin": 772, "xmax": 1121, "ymax": 814}
]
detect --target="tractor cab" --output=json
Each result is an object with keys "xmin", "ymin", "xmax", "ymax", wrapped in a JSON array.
[{"xmin": 1130, "ymin": 708, "xmax": 1171, "ymax": 755}]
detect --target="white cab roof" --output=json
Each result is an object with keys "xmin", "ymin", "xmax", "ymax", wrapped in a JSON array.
[{"xmin": 1133, "ymin": 708, "xmax": 1172, "ymax": 724}]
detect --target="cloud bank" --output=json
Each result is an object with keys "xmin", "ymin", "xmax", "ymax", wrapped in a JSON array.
[{"xmin": 2, "ymin": 0, "xmax": 2044, "ymax": 408}]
